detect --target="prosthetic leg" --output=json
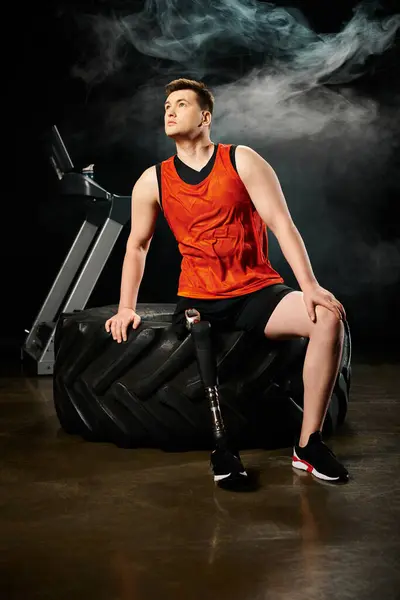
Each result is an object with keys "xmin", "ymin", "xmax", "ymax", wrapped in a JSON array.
[{"xmin": 185, "ymin": 309, "xmax": 248, "ymax": 487}]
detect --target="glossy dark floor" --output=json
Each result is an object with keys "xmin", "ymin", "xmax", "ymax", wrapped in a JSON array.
[{"xmin": 1, "ymin": 360, "xmax": 399, "ymax": 600}]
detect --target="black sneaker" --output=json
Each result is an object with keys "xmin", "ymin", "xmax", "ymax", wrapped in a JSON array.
[
  {"xmin": 292, "ymin": 431, "xmax": 349, "ymax": 483},
  {"xmin": 210, "ymin": 447, "xmax": 248, "ymax": 486}
]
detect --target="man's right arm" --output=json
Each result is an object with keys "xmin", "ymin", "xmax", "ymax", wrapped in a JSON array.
[{"xmin": 118, "ymin": 166, "xmax": 160, "ymax": 312}]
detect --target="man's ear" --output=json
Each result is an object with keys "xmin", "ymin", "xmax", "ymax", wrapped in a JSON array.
[{"xmin": 202, "ymin": 110, "xmax": 212, "ymax": 126}]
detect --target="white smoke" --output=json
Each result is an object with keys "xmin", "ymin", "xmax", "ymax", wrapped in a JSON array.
[
  {"xmin": 68, "ymin": 1, "xmax": 399, "ymax": 152},
  {"xmin": 71, "ymin": 1, "xmax": 399, "ymax": 86}
]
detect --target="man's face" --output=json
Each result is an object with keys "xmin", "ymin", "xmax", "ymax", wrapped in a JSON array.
[{"xmin": 164, "ymin": 89, "xmax": 210, "ymax": 138}]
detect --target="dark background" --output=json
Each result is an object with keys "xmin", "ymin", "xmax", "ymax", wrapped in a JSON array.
[{"xmin": 6, "ymin": 0, "xmax": 400, "ymax": 362}]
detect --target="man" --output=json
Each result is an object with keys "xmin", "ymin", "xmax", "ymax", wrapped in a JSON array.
[{"xmin": 105, "ymin": 78, "xmax": 349, "ymax": 483}]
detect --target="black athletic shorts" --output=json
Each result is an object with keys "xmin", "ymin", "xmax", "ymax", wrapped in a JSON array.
[{"xmin": 171, "ymin": 283, "xmax": 294, "ymax": 340}]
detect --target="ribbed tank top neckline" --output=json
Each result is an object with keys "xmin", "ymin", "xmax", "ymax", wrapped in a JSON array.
[{"xmin": 172, "ymin": 144, "xmax": 220, "ymax": 187}]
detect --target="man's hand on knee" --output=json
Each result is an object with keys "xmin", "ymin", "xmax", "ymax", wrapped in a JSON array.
[{"xmin": 302, "ymin": 283, "xmax": 346, "ymax": 323}]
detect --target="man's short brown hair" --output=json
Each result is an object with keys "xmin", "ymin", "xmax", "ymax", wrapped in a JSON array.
[{"xmin": 165, "ymin": 78, "xmax": 214, "ymax": 114}]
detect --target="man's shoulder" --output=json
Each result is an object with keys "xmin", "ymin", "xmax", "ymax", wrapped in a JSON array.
[
  {"xmin": 136, "ymin": 165, "xmax": 159, "ymax": 190},
  {"xmin": 235, "ymin": 144, "xmax": 254, "ymax": 154},
  {"xmin": 235, "ymin": 145, "xmax": 267, "ymax": 165},
  {"xmin": 141, "ymin": 165, "xmax": 157, "ymax": 178}
]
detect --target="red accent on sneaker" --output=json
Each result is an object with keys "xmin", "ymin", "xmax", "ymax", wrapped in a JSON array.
[{"xmin": 292, "ymin": 455, "xmax": 313, "ymax": 473}]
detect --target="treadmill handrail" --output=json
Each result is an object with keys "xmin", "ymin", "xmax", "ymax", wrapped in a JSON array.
[{"xmin": 60, "ymin": 172, "xmax": 112, "ymax": 201}]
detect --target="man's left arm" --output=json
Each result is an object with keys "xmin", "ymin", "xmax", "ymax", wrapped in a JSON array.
[{"xmin": 235, "ymin": 145, "xmax": 345, "ymax": 322}]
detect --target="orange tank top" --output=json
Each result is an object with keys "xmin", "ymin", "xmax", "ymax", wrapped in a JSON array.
[{"xmin": 159, "ymin": 143, "xmax": 283, "ymax": 299}]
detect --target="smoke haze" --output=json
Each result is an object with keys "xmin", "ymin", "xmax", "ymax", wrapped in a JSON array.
[{"xmin": 72, "ymin": 1, "xmax": 399, "ymax": 86}]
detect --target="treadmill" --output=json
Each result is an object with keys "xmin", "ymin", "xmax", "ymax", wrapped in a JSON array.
[{"xmin": 22, "ymin": 125, "xmax": 131, "ymax": 375}]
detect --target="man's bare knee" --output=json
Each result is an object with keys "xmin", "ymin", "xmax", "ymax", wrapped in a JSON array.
[{"xmin": 314, "ymin": 306, "xmax": 343, "ymax": 338}]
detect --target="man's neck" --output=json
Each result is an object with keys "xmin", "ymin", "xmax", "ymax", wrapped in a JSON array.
[{"xmin": 175, "ymin": 136, "xmax": 215, "ymax": 171}]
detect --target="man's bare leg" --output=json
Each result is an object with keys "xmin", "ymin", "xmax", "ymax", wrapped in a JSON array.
[{"xmin": 264, "ymin": 291, "xmax": 344, "ymax": 447}]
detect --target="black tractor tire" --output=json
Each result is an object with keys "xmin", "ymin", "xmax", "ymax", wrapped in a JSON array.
[{"xmin": 53, "ymin": 303, "xmax": 351, "ymax": 451}]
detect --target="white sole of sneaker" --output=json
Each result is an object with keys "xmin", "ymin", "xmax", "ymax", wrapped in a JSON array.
[
  {"xmin": 292, "ymin": 450, "xmax": 340, "ymax": 482},
  {"xmin": 214, "ymin": 471, "xmax": 247, "ymax": 482}
]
